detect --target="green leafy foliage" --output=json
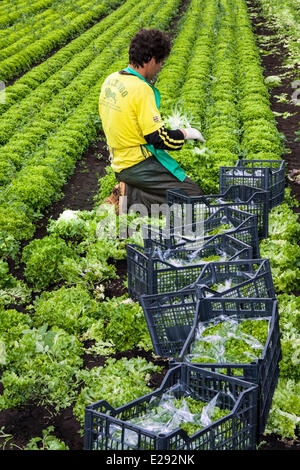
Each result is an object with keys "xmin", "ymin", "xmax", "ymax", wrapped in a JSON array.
[
  {"xmin": 265, "ymin": 378, "xmax": 300, "ymax": 439},
  {"xmin": 259, "ymin": 239, "xmax": 300, "ymax": 292},
  {"xmin": 0, "ymin": 308, "xmax": 33, "ymax": 367},
  {"xmin": 47, "ymin": 210, "xmax": 91, "ymax": 240},
  {"xmin": 0, "ymin": 0, "xmax": 124, "ymax": 81},
  {"xmin": 33, "ymin": 285, "xmax": 103, "ymax": 335},
  {"xmin": 21, "ymin": 223, "xmax": 120, "ymax": 291},
  {"xmin": 259, "ymin": 190, "xmax": 300, "ymax": 293},
  {"xmin": 94, "ymin": 295, "xmax": 152, "ymax": 352},
  {"xmin": 277, "ymin": 294, "xmax": 300, "ymax": 382},
  {"xmin": 24, "ymin": 426, "xmax": 69, "ymax": 450},
  {"xmin": 74, "ymin": 357, "xmax": 162, "ymax": 428},
  {"xmin": 127, "ymin": 395, "xmax": 230, "ymax": 438},
  {"xmin": 268, "ymin": 203, "xmax": 300, "ymax": 243},
  {"xmin": 0, "ymin": 260, "xmax": 31, "ymax": 307},
  {"xmin": 22, "ymin": 236, "xmax": 77, "ymax": 290},
  {"xmin": 0, "ymin": 324, "xmax": 83, "ymax": 411},
  {"xmin": 177, "ymin": 397, "xmax": 229, "ymax": 436},
  {"xmin": 95, "ymin": 166, "xmax": 118, "ymax": 204}
]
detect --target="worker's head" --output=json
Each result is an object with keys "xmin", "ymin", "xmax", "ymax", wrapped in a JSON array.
[{"xmin": 129, "ymin": 28, "xmax": 171, "ymax": 79}]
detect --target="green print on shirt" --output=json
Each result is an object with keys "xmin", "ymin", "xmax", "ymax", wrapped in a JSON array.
[
  {"xmin": 104, "ymin": 87, "xmax": 117, "ymax": 104},
  {"xmin": 104, "ymin": 78, "xmax": 128, "ymax": 98},
  {"xmin": 104, "ymin": 88, "xmax": 117, "ymax": 104}
]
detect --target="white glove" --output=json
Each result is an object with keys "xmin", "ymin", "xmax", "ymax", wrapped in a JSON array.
[{"xmin": 181, "ymin": 128, "xmax": 206, "ymax": 142}]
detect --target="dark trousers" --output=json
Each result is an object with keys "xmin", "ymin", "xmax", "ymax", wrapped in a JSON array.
[{"xmin": 115, "ymin": 156, "xmax": 203, "ymax": 214}]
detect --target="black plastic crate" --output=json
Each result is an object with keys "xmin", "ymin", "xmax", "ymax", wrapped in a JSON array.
[
  {"xmin": 140, "ymin": 288, "xmax": 199, "ymax": 357},
  {"xmin": 84, "ymin": 364, "xmax": 258, "ymax": 450},
  {"xmin": 194, "ymin": 259, "xmax": 275, "ymax": 300},
  {"xmin": 167, "ymin": 185, "xmax": 269, "ymax": 239},
  {"xmin": 219, "ymin": 160, "xmax": 286, "ymax": 209},
  {"xmin": 177, "ymin": 298, "xmax": 281, "ymax": 435},
  {"xmin": 127, "ymin": 234, "xmax": 253, "ymax": 301},
  {"xmin": 142, "ymin": 206, "xmax": 260, "ymax": 258}
]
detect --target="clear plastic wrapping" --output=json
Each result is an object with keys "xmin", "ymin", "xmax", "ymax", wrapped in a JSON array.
[
  {"xmin": 184, "ymin": 314, "xmax": 270, "ymax": 365},
  {"xmin": 225, "ymin": 168, "xmax": 264, "ymax": 177},
  {"xmin": 108, "ymin": 385, "xmax": 234, "ymax": 446},
  {"xmin": 168, "ymin": 214, "xmax": 234, "ymax": 242},
  {"xmin": 209, "ymin": 197, "xmax": 259, "ymax": 208},
  {"xmin": 206, "ymin": 278, "xmax": 236, "ymax": 295},
  {"xmin": 196, "ymin": 265, "xmax": 259, "ymax": 294},
  {"xmin": 152, "ymin": 246, "xmax": 228, "ymax": 268}
]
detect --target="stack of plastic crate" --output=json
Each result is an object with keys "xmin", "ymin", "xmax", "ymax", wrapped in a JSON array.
[
  {"xmin": 142, "ymin": 206, "xmax": 261, "ymax": 258},
  {"xmin": 166, "ymin": 184, "xmax": 269, "ymax": 239},
  {"xmin": 139, "ymin": 293, "xmax": 281, "ymax": 437},
  {"xmin": 219, "ymin": 159, "xmax": 286, "ymax": 209},
  {"xmin": 126, "ymin": 234, "xmax": 253, "ymax": 300},
  {"xmin": 84, "ymin": 160, "xmax": 285, "ymax": 450}
]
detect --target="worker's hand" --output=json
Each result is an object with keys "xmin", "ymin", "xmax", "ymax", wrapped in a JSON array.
[{"xmin": 181, "ymin": 128, "xmax": 206, "ymax": 142}]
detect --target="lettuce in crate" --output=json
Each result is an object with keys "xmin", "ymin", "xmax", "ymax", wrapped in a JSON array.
[
  {"xmin": 109, "ymin": 391, "xmax": 230, "ymax": 447},
  {"xmin": 185, "ymin": 315, "xmax": 270, "ymax": 368}
]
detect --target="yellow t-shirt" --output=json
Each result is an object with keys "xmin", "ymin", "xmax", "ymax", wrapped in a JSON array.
[{"xmin": 99, "ymin": 71, "xmax": 163, "ymax": 172}]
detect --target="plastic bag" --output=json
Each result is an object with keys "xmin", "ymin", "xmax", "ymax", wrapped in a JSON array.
[
  {"xmin": 185, "ymin": 314, "xmax": 270, "ymax": 365},
  {"xmin": 226, "ymin": 169, "xmax": 252, "ymax": 177},
  {"xmin": 108, "ymin": 384, "xmax": 234, "ymax": 447},
  {"xmin": 152, "ymin": 245, "xmax": 227, "ymax": 268}
]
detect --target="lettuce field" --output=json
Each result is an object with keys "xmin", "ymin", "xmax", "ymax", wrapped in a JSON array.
[{"xmin": 0, "ymin": 0, "xmax": 299, "ymax": 452}]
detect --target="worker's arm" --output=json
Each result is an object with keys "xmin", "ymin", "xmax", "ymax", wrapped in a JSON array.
[
  {"xmin": 144, "ymin": 126, "xmax": 205, "ymax": 150},
  {"xmin": 136, "ymin": 83, "xmax": 205, "ymax": 150},
  {"xmin": 144, "ymin": 126, "xmax": 185, "ymax": 151}
]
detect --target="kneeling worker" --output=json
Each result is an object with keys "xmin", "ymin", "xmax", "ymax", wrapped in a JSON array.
[{"xmin": 99, "ymin": 28, "xmax": 205, "ymax": 215}]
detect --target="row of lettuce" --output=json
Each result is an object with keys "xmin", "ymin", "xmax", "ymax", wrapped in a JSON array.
[
  {"xmin": 0, "ymin": 0, "xmax": 55, "ymax": 28},
  {"xmin": 0, "ymin": 0, "xmax": 299, "ymax": 447},
  {"xmin": 0, "ymin": 0, "xmax": 125, "ymax": 81},
  {"xmin": 0, "ymin": 0, "xmax": 183, "ymax": 262},
  {"xmin": 0, "ymin": 0, "xmax": 185, "ymax": 450},
  {"xmin": 0, "ymin": 0, "xmax": 111, "ymax": 60},
  {"xmin": 0, "ymin": 0, "xmax": 117, "ymax": 52},
  {"xmin": 157, "ymin": 0, "xmax": 285, "ymax": 193}
]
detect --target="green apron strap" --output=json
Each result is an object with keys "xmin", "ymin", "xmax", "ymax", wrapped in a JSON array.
[{"xmin": 122, "ymin": 66, "xmax": 186, "ymax": 182}]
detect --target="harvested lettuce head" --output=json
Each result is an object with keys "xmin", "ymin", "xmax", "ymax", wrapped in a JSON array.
[
  {"xmin": 47, "ymin": 209, "xmax": 88, "ymax": 240},
  {"xmin": 193, "ymin": 146, "xmax": 212, "ymax": 156},
  {"xmin": 58, "ymin": 210, "xmax": 79, "ymax": 221},
  {"xmin": 163, "ymin": 102, "xmax": 202, "ymax": 131}
]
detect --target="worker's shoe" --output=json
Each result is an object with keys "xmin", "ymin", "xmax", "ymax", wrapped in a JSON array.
[
  {"xmin": 102, "ymin": 184, "xmax": 120, "ymax": 207},
  {"xmin": 118, "ymin": 182, "xmax": 127, "ymax": 215},
  {"xmin": 102, "ymin": 182, "xmax": 127, "ymax": 215}
]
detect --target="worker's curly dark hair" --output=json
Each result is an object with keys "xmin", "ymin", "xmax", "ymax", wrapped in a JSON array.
[{"xmin": 129, "ymin": 28, "xmax": 171, "ymax": 67}]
